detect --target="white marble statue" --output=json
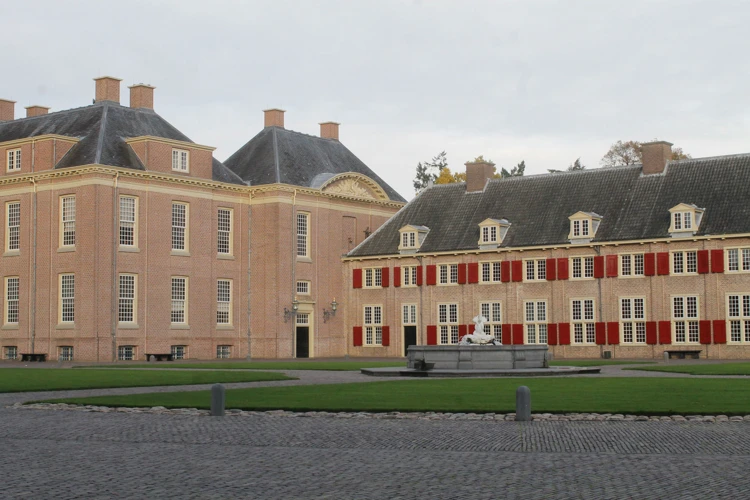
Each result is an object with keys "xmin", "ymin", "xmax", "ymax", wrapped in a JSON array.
[{"xmin": 458, "ymin": 314, "xmax": 502, "ymax": 345}]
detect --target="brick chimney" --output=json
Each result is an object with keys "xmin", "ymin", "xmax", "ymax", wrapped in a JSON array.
[
  {"xmin": 93, "ymin": 76, "xmax": 122, "ymax": 103},
  {"xmin": 465, "ymin": 159, "xmax": 496, "ymax": 192},
  {"xmin": 319, "ymin": 121, "xmax": 340, "ymax": 140},
  {"xmin": 25, "ymin": 105, "xmax": 50, "ymax": 118},
  {"xmin": 641, "ymin": 141, "xmax": 672, "ymax": 175},
  {"xmin": 264, "ymin": 108, "xmax": 285, "ymax": 128},
  {"xmin": 128, "ymin": 84, "xmax": 155, "ymax": 110},
  {"xmin": 0, "ymin": 99, "xmax": 15, "ymax": 121}
]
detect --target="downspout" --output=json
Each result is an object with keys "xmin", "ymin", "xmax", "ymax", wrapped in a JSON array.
[
  {"xmin": 290, "ymin": 188, "xmax": 298, "ymax": 358},
  {"xmin": 246, "ymin": 192, "xmax": 252, "ymax": 359},
  {"xmin": 111, "ymin": 172, "xmax": 120, "ymax": 361},
  {"xmin": 30, "ymin": 178, "xmax": 37, "ymax": 353}
]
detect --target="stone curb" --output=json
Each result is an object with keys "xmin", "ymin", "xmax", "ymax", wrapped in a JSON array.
[{"xmin": 10, "ymin": 403, "xmax": 750, "ymax": 423}]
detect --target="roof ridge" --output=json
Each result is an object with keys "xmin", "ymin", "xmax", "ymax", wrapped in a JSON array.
[
  {"xmin": 94, "ymin": 102, "xmax": 109, "ymax": 164},
  {"xmin": 0, "ymin": 101, "xmax": 118, "ymax": 125}
]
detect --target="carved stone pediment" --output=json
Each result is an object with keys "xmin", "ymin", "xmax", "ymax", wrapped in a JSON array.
[{"xmin": 322, "ymin": 177, "xmax": 376, "ymax": 199}]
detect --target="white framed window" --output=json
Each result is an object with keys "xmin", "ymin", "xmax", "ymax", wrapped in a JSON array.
[
  {"xmin": 171, "ymin": 345, "xmax": 186, "ymax": 360},
  {"xmin": 572, "ymin": 219, "xmax": 590, "ymax": 237},
  {"xmin": 119, "ymin": 196, "xmax": 137, "ymax": 247},
  {"xmin": 296, "ymin": 313, "xmax": 309, "ymax": 325},
  {"xmin": 171, "ymin": 203, "xmax": 188, "ymax": 251},
  {"xmin": 571, "ymin": 256, "xmax": 594, "ymax": 279},
  {"xmin": 118, "ymin": 274, "xmax": 136, "ymax": 324},
  {"xmin": 524, "ymin": 259, "xmax": 546, "ymax": 281},
  {"xmin": 5, "ymin": 277, "xmax": 19, "ymax": 325},
  {"xmin": 217, "ymin": 208, "xmax": 232, "ymax": 255},
  {"xmin": 117, "ymin": 345, "xmax": 135, "ymax": 361},
  {"xmin": 572, "ymin": 298, "xmax": 596, "ymax": 344},
  {"xmin": 364, "ymin": 268, "xmax": 382, "ymax": 288},
  {"xmin": 401, "ymin": 231, "xmax": 417, "ymax": 249},
  {"xmin": 4, "ymin": 346, "xmax": 17, "ymax": 360},
  {"xmin": 217, "ymin": 345, "xmax": 232, "ymax": 359},
  {"xmin": 438, "ymin": 264, "xmax": 459, "ymax": 285},
  {"xmin": 6, "ymin": 201, "xmax": 20, "ymax": 252},
  {"xmin": 363, "ymin": 305, "xmax": 383, "ymax": 346},
  {"xmin": 171, "ymin": 149, "xmax": 189, "ymax": 172},
  {"xmin": 620, "ymin": 254, "xmax": 645, "ymax": 277},
  {"xmin": 7, "ymin": 149, "xmax": 21, "ymax": 172},
  {"xmin": 59, "ymin": 274, "xmax": 75, "ymax": 323},
  {"xmin": 59, "ymin": 346, "xmax": 74, "ymax": 361},
  {"xmin": 171, "ymin": 277, "xmax": 187, "ymax": 324},
  {"xmin": 60, "ymin": 196, "xmax": 76, "ymax": 247},
  {"xmin": 296, "ymin": 280, "xmax": 310, "ymax": 295},
  {"xmin": 481, "ymin": 225, "xmax": 498, "ymax": 244},
  {"xmin": 727, "ymin": 248, "xmax": 750, "ymax": 273},
  {"xmin": 727, "ymin": 294, "xmax": 750, "ymax": 344},
  {"xmin": 402, "ymin": 304, "xmax": 417, "ymax": 325},
  {"xmin": 217, "ymin": 279, "xmax": 231, "ymax": 325},
  {"xmin": 297, "ymin": 212, "xmax": 309, "ymax": 258},
  {"xmin": 672, "ymin": 211, "xmax": 693, "ymax": 231},
  {"xmin": 438, "ymin": 303, "xmax": 459, "ymax": 345},
  {"xmin": 402, "ymin": 266, "xmax": 418, "ymax": 287},
  {"xmin": 672, "ymin": 250, "xmax": 698, "ymax": 275},
  {"xmin": 672, "ymin": 295, "xmax": 699, "ymax": 344},
  {"xmin": 480, "ymin": 301, "xmax": 503, "ymax": 341},
  {"xmin": 621, "ymin": 297, "xmax": 646, "ymax": 344},
  {"xmin": 480, "ymin": 261, "xmax": 502, "ymax": 283},
  {"xmin": 524, "ymin": 300, "xmax": 548, "ymax": 344}
]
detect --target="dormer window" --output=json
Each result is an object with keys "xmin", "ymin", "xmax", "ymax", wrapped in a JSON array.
[
  {"xmin": 172, "ymin": 149, "xmax": 189, "ymax": 172},
  {"xmin": 669, "ymin": 203, "xmax": 704, "ymax": 237},
  {"xmin": 481, "ymin": 226, "xmax": 497, "ymax": 244},
  {"xmin": 401, "ymin": 231, "xmax": 417, "ymax": 249},
  {"xmin": 477, "ymin": 218, "xmax": 510, "ymax": 249},
  {"xmin": 398, "ymin": 225, "xmax": 429, "ymax": 254},
  {"xmin": 568, "ymin": 212, "xmax": 601, "ymax": 244}
]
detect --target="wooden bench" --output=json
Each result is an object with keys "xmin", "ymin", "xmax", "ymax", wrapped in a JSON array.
[
  {"xmin": 664, "ymin": 350, "xmax": 702, "ymax": 360},
  {"xmin": 145, "ymin": 353, "xmax": 174, "ymax": 361},
  {"xmin": 20, "ymin": 353, "xmax": 46, "ymax": 362}
]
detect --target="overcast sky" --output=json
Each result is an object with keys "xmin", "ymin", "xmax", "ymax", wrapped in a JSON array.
[{"xmin": 4, "ymin": 1, "xmax": 749, "ymax": 199}]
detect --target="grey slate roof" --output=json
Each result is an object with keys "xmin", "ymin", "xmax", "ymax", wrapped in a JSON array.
[
  {"xmin": 0, "ymin": 102, "xmax": 244, "ymax": 185},
  {"xmin": 348, "ymin": 153, "xmax": 750, "ymax": 257},
  {"xmin": 223, "ymin": 126, "xmax": 405, "ymax": 201}
]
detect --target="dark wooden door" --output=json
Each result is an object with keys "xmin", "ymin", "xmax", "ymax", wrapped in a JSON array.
[
  {"xmin": 404, "ymin": 326, "xmax": 417, "ymax": 356},
  {"xmin": 296, "ymin": 327, "xmax": 309, "ymax": 358}
]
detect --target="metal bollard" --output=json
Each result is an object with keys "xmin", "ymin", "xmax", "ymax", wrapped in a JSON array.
[
  {"xmin": 663, "ymin": 351, "xmax": 669, "ymax": 363},
  {"xmin": 211, "ymin": 384, "xmax": 225, "ymax": 417},
  {"xmin": 515, "ymin": 386, "xmax": 531, "ymax": 422},
  {"xmin": 149, "ymin": 355, "xmax": 156, "ymax": 363}
]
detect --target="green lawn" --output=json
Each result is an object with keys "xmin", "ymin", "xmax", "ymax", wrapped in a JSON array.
[
  {"xmin": 627, "ymin": 363, "xmax": 750, "ymax": 376},
  {"xmin": 46, "ymin": 377, "xmax": 750, "ymax": 415},
  {"xmin": 549, "ymin": 360, "xmax": 655, "ymax": 367},
  {"xmin": 74, "ymin": 361, "xmax": 405, "ymax": 371},
  {"xmin": 0, "ymin": 369, "xmax": 293, "ymax": 393}
]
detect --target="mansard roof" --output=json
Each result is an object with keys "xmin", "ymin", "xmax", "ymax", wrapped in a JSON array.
[
  {"xmin": 223, "ymin": 126, "xmax": 405, "ymax": 202},
  {"xmin": 0, "ymin": 101, "xmax": 244, "ymax": 185},
  {"xmin": 348, "ymin": 153, "xmax": 750, "ymax": 257}
]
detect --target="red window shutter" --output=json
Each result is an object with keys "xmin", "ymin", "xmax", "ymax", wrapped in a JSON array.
[
  {"xmin": 426, "ymin": 325, "xmax": 437, "ymax": 345},
  {"xmin": 697, "ymin": 250, "xmax": 709, "ymax": 274},
  {"xmin": 646, "ymin": 321, "xmax": 657, "ymax": 345},
  {"xmin": 511, "ymin": 261, "xmax": 523, "ymax": 282},
  {"xmin": 426, "ymin": 265, "xmax": 437, "ymax": 286},
  {"xmin": 458, "ymin": 264, "xmax": 467, "ymax": 284},
  {"xmin": 393, "ymin": 266, "xmax": 401, "ymax": 287},
  {"xmin": 699, "ymin": 320, "xmax": 712, "ymax": 345},
  {"xmin": 512, "ymin": 324, "xmax": 524, "ymax": 345},
  {"xmin": 353, "ymin": 326, "xmax": 363, "ymax": 346},
  {"xmin": 547, "ymin": 324, "xmax": 558, "ymax": 345},
  {"xmin": 607, "ymin": 322, "xmax": 620, "ymax": 345},
  {"xmin": 546, "ymin": 258, "xmax": 557, "ymax": 281},
  {"xmin": 711, "ymin": 249, "xmax": 725, "ymax": 273},
  {"xmin": 557, "ymin": 258, "xmax": 569, "ymax": 280},
  {"xmin": 467, "ymin": 324, "xmax": 475, "ymax": 335},
  {"xmin": 658, "ymin": 321, "xmax": 672, "ymax": 344},
  {"xmin": 501, "ymin": 261, "xmax": 511, "ymax": 283},
  {"xmin": 594, "ymin": 256, "xmax": 605, "ymax": 279},
  {"xmin": 458, "ymin": 324, "xmax": 468, "ymax": 340},
  {"xmin": 606, "ymin": 255, "xmax": 618, "ymax": 277},
  {"xmin": 595, "ymin": 322, "xmax": 606, "ymax": 345},
  {"xmin": 501, "ymin": 324, "xmax": 512, "ymax": 345},
  {"xmin": 713, "ymin": 320, "xmax": 727, "ymax": 344},
  {"xmin": 656, "ymin": 252, "xmax": 670, "ymax": 275},
  {"xmin": 644, "ymin": 253, "xmax": 656, "ymax": 276},
  {"xmin": 558, "ymin": 323, "xmax": 571, "ymax": 345},
  {"xmin": 382, "ymin": 326, "xmax": 390, "ymax": 346},
  {"xmin": 353, "ymin": 269, "xmax": 363, "ymax": 289},
  {"xmin": 416, "ymin": 266, "xmax": 423, "ymax": 286},
  {"xmin": 468, "ymin": 263, "xmax": 479, "ymax": 284},
  {"xmin": 381, "ymin": 267, "xmax": 390, "ymax": 288}
]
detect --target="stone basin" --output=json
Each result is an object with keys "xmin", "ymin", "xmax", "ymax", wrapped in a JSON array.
[{"xmin": 407, "ymin": 345, "xmax": 548, "ymax": 371}]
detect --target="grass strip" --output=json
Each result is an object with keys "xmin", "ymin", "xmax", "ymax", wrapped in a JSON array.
[
  {"xmin": 549, "ymin": 360, "xmax": 654, "ymax": 367},
  {"xmin": 74, "ymin": 361, "xmax": 405, "ymax": 371},
  {"xmin": 626, "ymin": 363, "xmax": 750, "ymax": 376},
  {"xmin": 0, "ymin": 369, "xmax": 293, "ymax": 393},
  {"xmin": 46, "ymin": 377, "xmax": 750, "ymax": 415}
]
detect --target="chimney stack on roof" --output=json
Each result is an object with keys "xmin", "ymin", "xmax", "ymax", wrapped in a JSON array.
[
  {"xmin": 25, "ymin": 105, "xmax": 50, "ymax": 118},
  {"xmin": 641, "ymin": 141, "xmax": 673, "ymax": 175},
  {"xmin": 465, "ymin": 158, "xmax": 495, "ymax": 193},
  {"xmin": 0, "ymin": 99, "xmax": 15, "ymax": 121},
  {"xmin": 263, "ymin": 108, "xmax": 285, "ymax": 128},
  {"xmin": 319, "ymin": 121, "xmax": 340, "ymax": 141},
  {"xmin": 129, "ymin": 84, "xmax": 155, "ymax": 110},
  {"xmin": 93, "ymin": 76, "xmax": 122, "ymax": 104}
]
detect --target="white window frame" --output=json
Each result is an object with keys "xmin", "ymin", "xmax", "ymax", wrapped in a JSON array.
[
  {"xmin": 217, "ymin": 279, "xmax": 232, "ymax": 325},
  {"xmin": 619, "ymin": 253, "xmax": 645, "ymax": 278},
  {"xmin": 672, "ymin": 295, "xmax": 700, "ymax": 344},
  {"xmin": 363, "ymin": 305, "xmax": 383, "ymax": 346},
  {"xmin": 400, "ymin": 231, "xmax": 417, "ymax": 249},
  {"xmin": 171, "ymin": 148, "xmax": 189, "ymax": 172},
  {"xmin": 671, "ymin": 250, "xmax": 698, "ymax": 275},
  {"xmin": 438, "ymin": 263, "xmax": 459, "ymax": 285},
  {"xmin": 571, "ymin": 298, "xmax": 596, "ymax": 345},
  {"xmin": 171, "ymin": 277, "xmax": 188, "ymax": 325},
  {"xmin": 59, "ymin": 346, "xmax": 74, "ymax": 361},
  {"xmin": 6, "ymin": 201, "xmax": 20, "ymax": 253},
  {"xmin": 523, "ymin": 259, "xmax": 546, "ymax": 282},
  {"xmin": 171, "ymin": 202, "xmax": 189, "ymax": 252},
  {"xmin": 437, "ymin": 303, "xmax": 459, "ymax": 345},
  {"xmin": 4, "ymin": 276, "xmax": 19, "ymax": 325},
  {"xmin": 117, "ymin": 345, "xmax": 135, "ymax": 361},
  {"xmin": 402, "ymin": 266, "xmax": 418, "ymax": 287},
  {"xmin": 59, "ymin": 274, "xmax": 75, "ymax": 324},
  {"xmin": 171, "ymin": 345, "xmax": 187, "ymax": 360},
  {"xmin": 480, "ymin": 301, "xmax": 503, "ymax": 341},
  {"xmin": 726, "ymin": 248, "xmax": 750, "ymax": 273},
  {"xmin": 524, "ymin": 300, "xmax": 548, "ymax": 344},
  {"xmin": 480, "ymin": 261, "xmax": 502, "ymax": 283},
  {"xmin": 571, "ymin": 256, "xmax": 594, "ymax": 280},
  {"xmin": 363, "ymin": 268, "xmax": 382, "ymax": 288},
  {"xmin": 60, "ymin": 195, "xmax": 76, "ymax": 248},
  {"xmin": 620, "ymin": 297, "xmax": 646, "ymax": 344},
  {"xmin": 217, "ymin": 208, "xmax": 233, "ymax": 256},
  {"xmin": 402, "ymin": 303, "xmax": 418, "ymax": 326},
  {"xmin": 7, "ymin": 148, "xmax": 21, "ymax": 172},
  {"xmin": 727, "ymin": 294, "xmax": 750, "ymax": 344},
  {"xmin": 297, "ymin": 212, "xmax": 309, "ymax": 258},
  {"xmin": 480, "ymin": 225, "xmax": 498, "ymax": 244},
  {"xmin": 4, "ymin": 346, "xmax": 17, "ymax": 360},
  {"xmin": 118, "ymin": 274, "xmax": 137, "ymax": 325},
  {"xmin": 296, "ymin": 280, "xmax": 310, "ymax": 295},
  {"xmin": 119, "ymin": 196, "xmax": 138, "ymax": 248},
  {"xmin": 217, "ymin": 345, "xmax": 232, "ymax": 359}
]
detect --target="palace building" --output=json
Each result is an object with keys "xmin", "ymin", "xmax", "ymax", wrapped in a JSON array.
[
  {"xmin": 0, "ymin": 76, "xmax": 404, "ymax": 362},
  {"xmin": 344, "ymin": 147, "xmax": 750, "ymax": 359}
]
